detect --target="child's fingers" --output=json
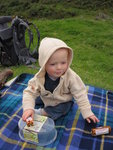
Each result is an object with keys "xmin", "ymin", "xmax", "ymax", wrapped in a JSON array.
[
  {"xmin": 22, "ymin": 112, "xmax": 29, "ymax": 121},
  {"xmin": 22, "ymin": 109, "xmax": 34, "ymax": 121},
  {"xmin": 91, "ymin": 116, "xmax": 99, "ymax": 123},
  {"xmin": 86, "ymin": 115, "xmax": 100, "ymax": 123},
  {"xmin": 86, "ymin": 118, "xmax": 91, "ymax": 123},
  {"xmin": 31, "ymin": 113, "xmax": 34, "ymax": 121},
  {"xmin": 95, "ymin": 117, "xmax": 100, "ymax": 122}
]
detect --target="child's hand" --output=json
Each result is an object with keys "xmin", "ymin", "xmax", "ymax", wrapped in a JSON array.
[
  {"xmin": 86, "ymin": 115, "xmax": 100, "ymax": 123},
  {"xmin": 22, "ymin": 109, "xmax": 34, "ymax": 122}
]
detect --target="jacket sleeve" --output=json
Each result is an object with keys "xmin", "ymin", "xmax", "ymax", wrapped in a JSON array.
[
  {"xmin": 22, "ymin": 76, "xmax": 40, "ymax": 111},
  {"xmin": 70, "ymin": 73, "xmax": 94, "ymax": 119}
]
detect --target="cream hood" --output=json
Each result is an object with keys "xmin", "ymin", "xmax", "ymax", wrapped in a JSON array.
[{"xmin": 38, "ymin": 37, "xmax": 73, "ymax": 75}]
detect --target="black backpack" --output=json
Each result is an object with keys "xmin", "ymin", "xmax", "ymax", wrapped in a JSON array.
[{"xmin": 0, "ymin": 16, "xmax": 40, "ymax": 66}]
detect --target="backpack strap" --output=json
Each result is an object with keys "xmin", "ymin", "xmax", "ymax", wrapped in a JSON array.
[
  {"xmin": 12, "ymin": 16, "xmax": 40, "ymax": 65},
  {"xmin": 12, "ymin": 17, "xmax": 32, "ymax": 57},
  {"xmin": 18, "ymin": 21, "xmax": 33, "ymax": 51},
  {"xmin": 28, "ymin": 22, "xmax": 40, "ymax": 59}
]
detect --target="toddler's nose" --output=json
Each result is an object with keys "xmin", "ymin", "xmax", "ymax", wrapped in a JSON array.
[{"xmin": 57, "ymin": 64, "xmax": 62, "ymax": 69}]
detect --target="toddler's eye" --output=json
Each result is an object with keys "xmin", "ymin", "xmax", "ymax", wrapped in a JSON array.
[
  {"xmin": 50, "ymin": 63, "xmax": 55, "ymax": 66},
  {"xmin": 62, "ymin": 62, "xmax": 66, "ymax": 64}
]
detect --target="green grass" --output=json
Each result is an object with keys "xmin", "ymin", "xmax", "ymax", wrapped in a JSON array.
[{"xmin": 1, "ymin": 13, "xmax": 113, "ymax": 91}]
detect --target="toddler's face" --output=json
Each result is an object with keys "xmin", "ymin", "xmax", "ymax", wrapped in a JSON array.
[{"xmin": 45, "ymin": 48, "xmax": 69, "ymax": 80}]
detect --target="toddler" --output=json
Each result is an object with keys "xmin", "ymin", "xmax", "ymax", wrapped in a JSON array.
[{"xmin": 22, "ymin": 37, "xmax": 99, "ymax": 123}]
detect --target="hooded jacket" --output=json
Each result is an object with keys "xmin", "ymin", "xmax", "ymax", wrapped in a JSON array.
[{"xmin": 23, "ymin": 37, "xmax": 94, "ymax": 119}]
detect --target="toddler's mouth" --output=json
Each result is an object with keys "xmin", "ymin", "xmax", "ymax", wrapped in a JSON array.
[{"xmin": 56, "ymin": 71, "xmax": 62, "ymax": 75}]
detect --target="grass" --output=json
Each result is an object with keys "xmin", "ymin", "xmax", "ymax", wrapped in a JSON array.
[{"xmin": 1, "ymin": 12, "xmax": 113, "ymax": 91}]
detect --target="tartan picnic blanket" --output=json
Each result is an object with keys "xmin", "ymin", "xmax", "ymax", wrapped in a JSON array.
[{"xmin": 0, "ymin": 73, "xmax": 113, "ymax": 150}]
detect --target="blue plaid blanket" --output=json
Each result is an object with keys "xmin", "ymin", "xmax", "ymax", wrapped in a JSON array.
[{"xmin": 0, "ymin": 73, "xmax": 113, "ymax": 150}]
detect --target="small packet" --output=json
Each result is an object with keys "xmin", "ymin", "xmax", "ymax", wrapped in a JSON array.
[
  {"xmin": 26, "ymin": 117, "xmax": 33, "ymax": 127},
  {"xmin": 91, "ymin": 126, "xmax": 111, "ymax": 136}
]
